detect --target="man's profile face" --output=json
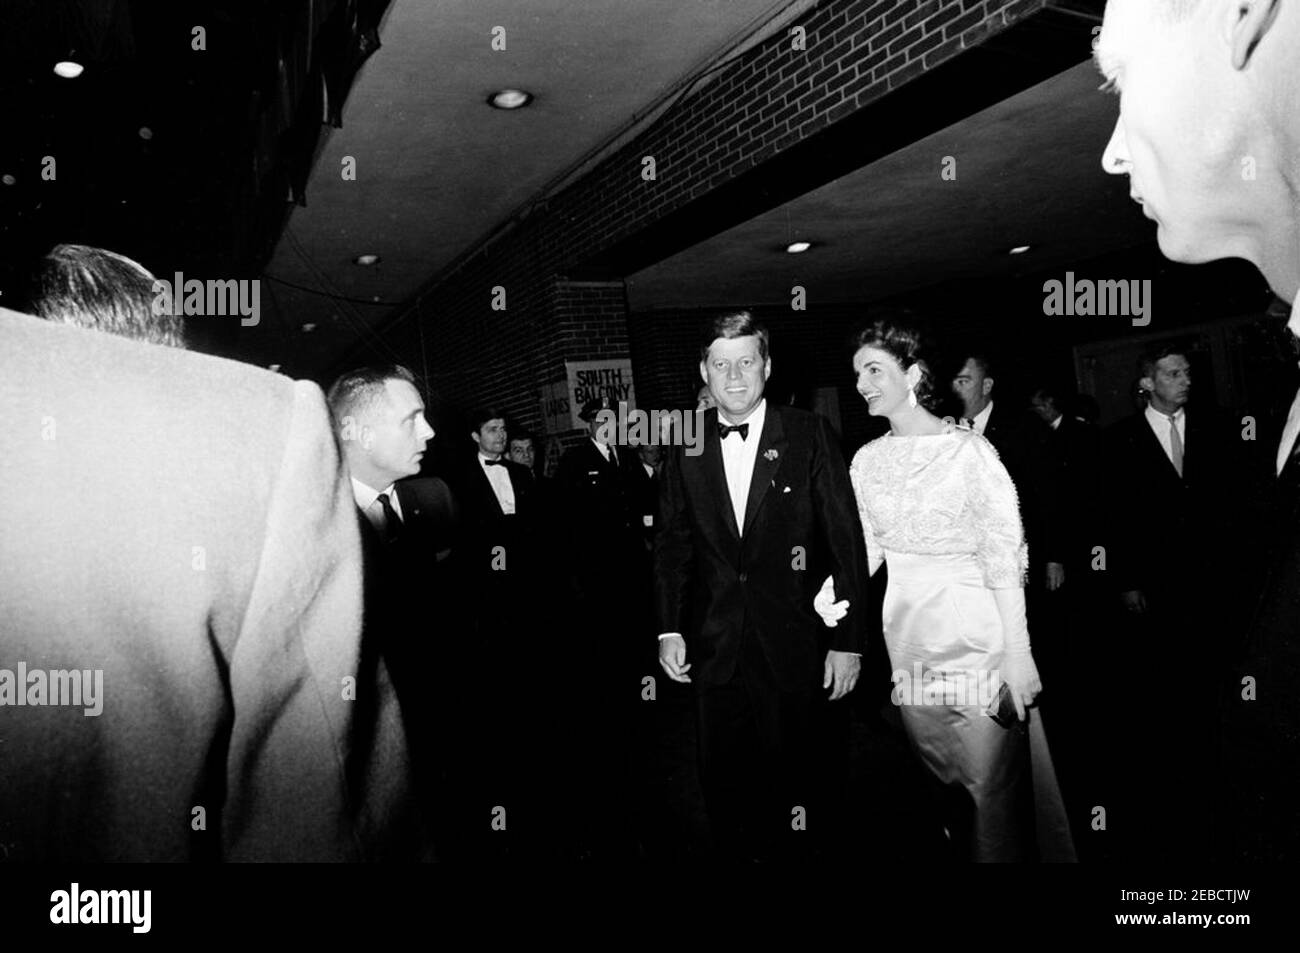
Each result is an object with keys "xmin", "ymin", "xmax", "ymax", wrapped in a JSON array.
[
  {"xmin": 951, "ymin": 359, "xmax": 991, "ymax": 416},
  {"xmin": 1096, "ymin": 0, "xmax": 1257, "ymax": 266},
  {"xmin": 365, "ymin": 379, "xmax": 434, "ymax": 482},
  {"xmin": 473, "ymin": 418, "xmax": 508, "ymax": 457},
  {"xmin": 700, "ymin": 335, "xmax": 769, "ymax": 423},
  {"xmin": 1142, "ymin": 354, "xmax": 1192, "ymax": 412},
  {"xmin": 508, "ymin": 438, "xmax": 535, "ymax": 469}
]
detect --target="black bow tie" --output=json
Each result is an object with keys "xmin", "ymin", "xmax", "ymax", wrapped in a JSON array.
[
  {"xmin": 484, "ymin": 458, "xmax": 506, "ymax": 467},
  {"xmin": 718, "ymin": 422, "xmax": 749, "ymax": 440}
]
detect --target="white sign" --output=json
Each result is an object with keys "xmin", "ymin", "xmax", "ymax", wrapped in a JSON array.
[{"xmin": 564, "ymin": 359, "xmax": 636, "ymax": 431}]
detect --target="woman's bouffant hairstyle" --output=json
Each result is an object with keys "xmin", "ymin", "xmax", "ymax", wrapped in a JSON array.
[{"xmin": 851, "ymin": 320, "xmax": 942, "ymax": 412}]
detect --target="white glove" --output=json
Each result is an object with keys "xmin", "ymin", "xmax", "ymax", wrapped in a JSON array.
[
  {"xmin": 992, "ymin": 587, "xmax": 1041, "ymax": 720},
  {"xmin": 814, "ymin": 574, "xmax": 850, "ymax": 628}
]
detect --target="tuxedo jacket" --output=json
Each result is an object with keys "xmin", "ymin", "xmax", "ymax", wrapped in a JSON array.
[
  {"xmin": 1102, "ymin": 408, "xmax": 1239, "ymax": 595},
  {"xmin": 654, "ymin": 405, "xmax": 870, "ymax": 691},
  {"xmin": 1044, "ymin": 415, "xmax": 1103, "ymax": 570},
  {"xmin": 448, "ymin": 456, "xmax": 538, "ymax": 602},
  {"xmin": 981, "ymin": 403, "xmax": 1062, "ymax": 566},
  {"xmin": 0, "ymin": 307, "xmax": 410, "ymax": 862}
]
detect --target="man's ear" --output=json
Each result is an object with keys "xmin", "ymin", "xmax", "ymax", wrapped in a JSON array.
[
  {"xmin": 699, "ymin": 361, "xmax": 709, "ymax": 384},
  {"xmin": 763, "ymin": 357, "xmax": 772, "ymax": 380},
  {"xmin": 982, "ymin": 378, "xmax": 995, "ymax": 398},
  {"xmin": 1139, "ymin": 374, "xmax": 1155, "ymax": 395},
  {"xmin": 1229, "ymin": 0, "xmax": 1280, "ymax": 70}
]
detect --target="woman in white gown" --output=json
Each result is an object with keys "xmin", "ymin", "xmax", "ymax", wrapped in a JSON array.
[{"xmin": 838, "ymin": 321, "xmax": 1074, "ymax": 861}]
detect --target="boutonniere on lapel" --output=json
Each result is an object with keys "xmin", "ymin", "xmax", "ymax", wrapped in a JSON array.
[{"xmin": 763, "ymin": 449, "xmax": 779, "ymax": 462}]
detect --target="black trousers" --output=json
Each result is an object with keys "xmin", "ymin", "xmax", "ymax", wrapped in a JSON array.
[{"xmin": 695, "ymin": 632, "xmax": 848, "ymax": 860}]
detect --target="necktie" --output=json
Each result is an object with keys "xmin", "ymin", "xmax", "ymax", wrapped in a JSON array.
[
  {"xmin": 377, "ymin": 491, "xmax": 402, "ymax": 543},
  {"xmin": 483, "ymin": 458, "xmax": 506, "ymax": 467},
  {"xmin": 1166, "ymin": 414, "xmax": 1184, "ymax": 477},
  {"xmin": 607, "ymin": 445, "xmax": 618, "ymax": 467},
  {"xmin": 718, "ymin": 422, "xmax": 749, "ymax": 440}
]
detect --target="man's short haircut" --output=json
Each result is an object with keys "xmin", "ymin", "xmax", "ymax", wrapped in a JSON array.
[
  {"xmin": 34, "ymin": 244, "xmax": 184, "ymax": 348},
  {"xmin": 326, "ymin": 364, "xmax": 416, "ymax": 424},
  {"xmin": 964, "ymin": 354, "xmax": 995, "ymax": 382},
  {"xmin": 699, "ymin": 310, "xmax": 769, "ymax": 363},
  {"xmin": 508, "ymin": 432, "xmax": 535, "ymax": 448},
  {"xmin": 469, "ymin": 406, "xmax": 507, "ymax": 433},
  {"xmin": 1137, "ymin": 342, "xmax": 1190, "ymax": 381}
]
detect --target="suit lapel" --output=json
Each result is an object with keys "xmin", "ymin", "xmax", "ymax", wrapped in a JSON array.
[
  {"xmin": 695, "ymin": 410, "xmax": 738, "ymax": 539},
  {"xmin": 473, "ymin": 461, "xmax": 506, "ymax": 518},
  {"xmin": 742, "ymin": 406, "xmax": 787, "ymax": 537},
  {"xmin": 1139, "ymin": 413, "xmax": 1183, "ymax": 484}
]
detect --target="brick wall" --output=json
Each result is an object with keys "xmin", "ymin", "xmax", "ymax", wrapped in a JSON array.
[{"xmin": 343, "ymin": 0, "xmax": 1050, "ymax": 442}]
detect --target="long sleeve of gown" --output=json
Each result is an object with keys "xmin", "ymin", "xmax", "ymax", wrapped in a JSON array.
[
  {"xmin": 849, "ymin": 457, "xmax": 885, "ymax": 576},
  {"xmin": 966, "ymin": 437, "xmax": 1028, "ymax": 589}
]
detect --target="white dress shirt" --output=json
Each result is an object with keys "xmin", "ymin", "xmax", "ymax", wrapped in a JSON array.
[
  {"xmin": 479, "ymin": 452, "xmax": 516, "ymax": 514},
  {"xmin": 969, "ymin": 400, "xmax": 994, "ymax": 435},
  {"xmin": 1144, "ymin": 403, "xmax": 1186, "ymax": 472},
  {"xmin": 1278, "ymin": 296, "xmax": 1300, "ymax": 474},
  {"xmin": 351, "ymin": 477, "xmax": 403, "ymax": 534},
  {"xmin": 719, "ymin": 399, "xmax": 767, "ymax": 535},
  {"xmin": 591, "ymin": 438, "xmax": 618, "ymax": 466}
]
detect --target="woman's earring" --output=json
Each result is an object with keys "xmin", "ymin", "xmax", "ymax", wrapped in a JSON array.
[{"xmin": 907, "ymin": 386, "xmax": 918, "ymax": 409}]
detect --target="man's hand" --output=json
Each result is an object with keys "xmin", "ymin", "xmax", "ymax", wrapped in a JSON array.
[
  {"xmin": 1121, "ymin": 590, "xmax": 1146, "ymax": 614},
  {"xmin": 823, "ymin": 650, "xmax": 860, "ymax": 701},
  {"xmin": 1045, "ymin": 562, "xmax": 1065, "ymax": 592},
  {"xmin": 813, "ymin": 574, "xmax": 850, "ymax": 628},
  {"xmin": 658, "ymin": 635, "xmax": 691, "ymax": 683}
]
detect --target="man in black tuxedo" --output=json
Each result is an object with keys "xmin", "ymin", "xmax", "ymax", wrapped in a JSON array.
[
  {"xmin": 448, "ymin": 408, "xmax": 544, "ymax": 852},
  {"xmin": 655, "ymin": 311, "xmax": 869, "ymax": 860},
  {"xmin": 327, "ymin": 365, "xmax": 448, "ymax": 855}
]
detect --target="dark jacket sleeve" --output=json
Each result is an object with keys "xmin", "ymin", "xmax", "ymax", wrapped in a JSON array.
[
  {"xmin": 811, "ymin": 415, "xmax": 872, "ymax": 655},
  {"xmin": 653, "ymin": 442, "xmax": 695, "ymax": 638}
]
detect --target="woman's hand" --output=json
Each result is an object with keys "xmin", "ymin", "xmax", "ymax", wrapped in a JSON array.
[{"xmin": 1002, "ymin": 650, "xmax": 1042, "ymax": 721}]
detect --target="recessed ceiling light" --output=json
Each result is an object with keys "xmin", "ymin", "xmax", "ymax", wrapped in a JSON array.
[
  {"xmin": 353, "ymin": 254, "xmax": 380, "ymax": 266},
  {"xmin": 301, "ymin": 323, "xmax": 317, "ymax": 333},
  {"xmin": 1009, "ymin": 245, "xmax": 1032, "ymax": 255},
  {"xmin": 1, "ymin": 174, "xmax": 15, "ymax": 186},
  {"xmin": 488, "ymin": 89, "xmax": 533, "ymax": 110},
  {"xmin": 138, "ymin": 126, "xmax": 153, "ymax": 140},
  {"xmin": 53, "ymin": 61, "xmax": 84, "ymax": 79},
  {"xmin": 786, "ymin": 241, "xmax": 812, "ymax": 254}
]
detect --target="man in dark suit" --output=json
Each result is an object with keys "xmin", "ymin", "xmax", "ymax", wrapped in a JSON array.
[
  {"xmin": 1095, "ymin": 0, "xmax": 1300, "ymax": 861},
  {"xmin": 553, "ymin": 396, "xmax": 647, "ymax": 854},
  {"xmin": 327, "ymin": 365, "xmax": 452, "ymax": 846},
  {"xmin": 447, "ymin": 408, "xmax": 543, "ymax": 852},
  {"xmin": 655, "ymin": 311, "xmax": 870, "ymax": 860},
  {"xmin": 953, "ymin": 355, "xmax": 1064, "ymax": 591},
  {"xmin": 0, "ymin": 306, "xmax": 413, "ymax": 861},
  {"xmin": 1102, "ymin": 344, "xmax": 1243, "ymax": 860}
]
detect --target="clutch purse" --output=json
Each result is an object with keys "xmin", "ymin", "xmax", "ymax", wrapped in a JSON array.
[{"xmin": 986, "ymin": 681, "xmax": 1020, "ymax": 729}]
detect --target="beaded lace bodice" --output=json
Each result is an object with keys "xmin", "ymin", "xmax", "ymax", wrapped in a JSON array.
[{"xmin": 849, "ymin": 426, "xmax": 1027, "ymax": 588}]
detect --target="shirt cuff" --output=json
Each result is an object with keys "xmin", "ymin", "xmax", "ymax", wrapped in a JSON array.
[{"xmin": 657, "ymin": 632, "xmax": 682, "ymax": 641}]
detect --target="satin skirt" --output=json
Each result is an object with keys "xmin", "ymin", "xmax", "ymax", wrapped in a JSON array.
[{"xmin": 883, "ymin": 550, "xmax": 1075, "ymax": 862}]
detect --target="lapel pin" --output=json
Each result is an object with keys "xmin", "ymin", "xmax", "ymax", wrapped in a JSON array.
[{"xmin": 764, "ymin": 449, "xmax": 778, "ymax": 462}]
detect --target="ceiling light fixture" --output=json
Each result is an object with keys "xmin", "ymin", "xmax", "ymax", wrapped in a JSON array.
[
  {"xmin": 786, "ymin": 241, "xmax": 812, "ymax": 254},
  {"xmin": 301, "ymin": 323, "xmax": 317, "ymax": 333},
  {"xmin": 488, "ymin": 89, "xmax": 533, "ymax": 110},
  {"xmin": 53, "ymin": 61, "xmax": 84, "ymax": 79},
  {"xmin": 1009, "ymin": 245, "xmax": 1032, "ymax": 255},
  {"xmin": 1, "ymin": 174, "xmax": 15, "ymax": 186},
  {"xmin": 353, "ymin": 253, "xmax": 381, "ymax": 266},
  {"xmin": 138, "ymin": 126, "xmax": 153, "ymax": 140}
]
